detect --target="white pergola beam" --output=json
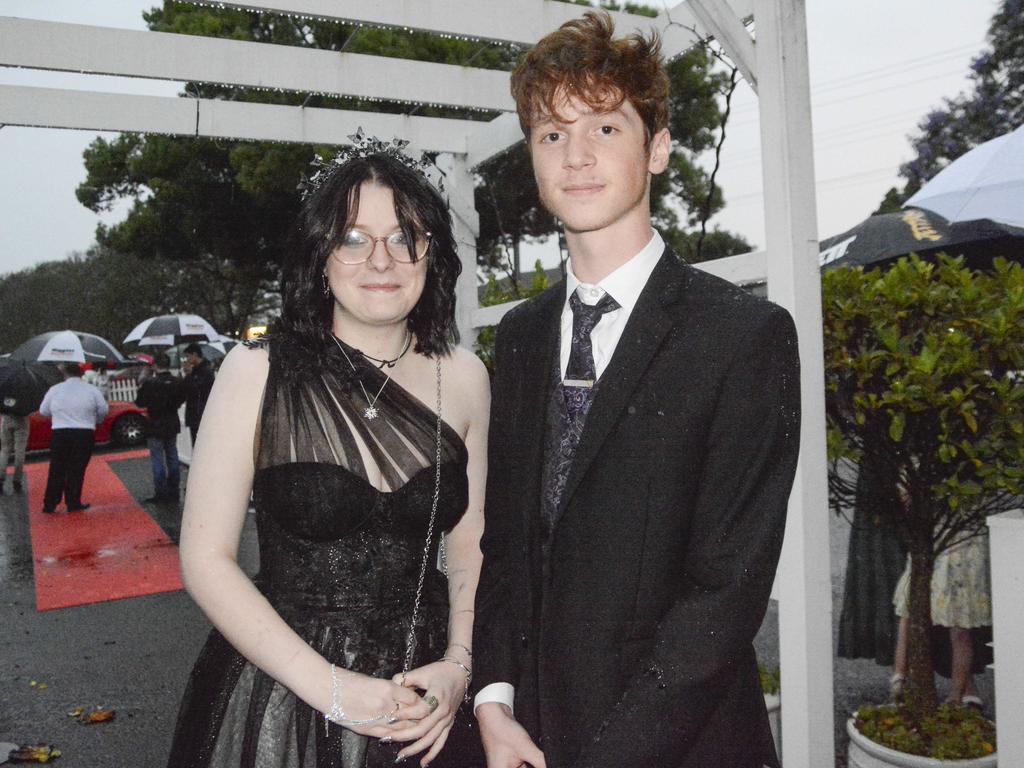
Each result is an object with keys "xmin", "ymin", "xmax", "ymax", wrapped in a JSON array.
[
  {"xmin": 193, "ymin": 0, "xmax": 735, "ymax": 55},
  {"xmin": 466, "ymin": 112, "xmax": 524, "ymax": 169},
  {"xmin": 0, "ymin": 17, "xmax": 515, "ymax": 113},
  {"xmin": 472, "ymin": 299, "xmax": 525, "ymax": 329},
  {"xmin": 686, "ymin": 0, "xmax": 757, "ymax": 91},
  {"xmin": 0, "ymin": 85, "xmax": 481, "ymax": 153},
  {"xmin": 690, "ymin": 249, "xmax": 766, "ymax": 285}
]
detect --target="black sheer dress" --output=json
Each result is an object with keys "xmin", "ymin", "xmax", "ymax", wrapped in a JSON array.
[{"xmin": 167, "ymin": 337, "xmax": 483, "ymax": 768}]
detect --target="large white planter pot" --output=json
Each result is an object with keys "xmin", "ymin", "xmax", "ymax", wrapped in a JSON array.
[
  {"xmin": 764, "ymin": 693, "xmax": 781, "ymax": 760},
  {"xmin": 847, "ymin": 718, "xmax": 997, "ymax": 768}
]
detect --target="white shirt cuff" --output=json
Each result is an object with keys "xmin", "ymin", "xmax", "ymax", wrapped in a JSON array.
[{"xmin": 473, "ymin": 682, "xmax": 515, "ymax": 714}]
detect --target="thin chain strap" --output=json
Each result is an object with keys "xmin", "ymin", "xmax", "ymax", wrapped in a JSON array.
[
  {"xmin": 325, "ymin": 356, "xmax": 443, "ymax": 736},
  {"xmin": 402, "ymin": 355, "xmax": 443, "ymax": 675}
]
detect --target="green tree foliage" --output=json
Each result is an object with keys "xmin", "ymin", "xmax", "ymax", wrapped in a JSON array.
[
  {"xmin": 477, "ymin": 1, "xmax": 750, "ymax": 276},
  {"xmin": 475, "ymin": 260, "xmax": 555, "ymax": 371},
  {"xmin": 877, "ymin": 0, "xmax": 1023, "ymax": 207},
  {"xmin": 823, "ymin": 255, "xmax": 1024, "ymax": 719},
  {"xmin": 0, "ymin": 246, "xmax": 270, "ymax": 352},
  {"xmin": 77, "ymin": 1, "xmax": 749, "ymax": 339},
  {"xmin": 77, "ymin": 3, "xmax": 518, "ymax": 333}
]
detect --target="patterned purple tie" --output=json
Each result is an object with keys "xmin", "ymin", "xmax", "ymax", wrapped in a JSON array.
[
  {"xmin": 563, "ymin": 290, "xmax": 620, "ymax": 422},
  {"xmin": 543, "ymin": 290, "xmax": 621, "ymax": 534}
]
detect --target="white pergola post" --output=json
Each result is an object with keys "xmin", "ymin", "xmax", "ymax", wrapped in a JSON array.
[
  {"xmin": 987, "ymin": 510, "xmax": 1024, "ymax": 766},
  {"xmin": 754, "ymin": 2, "xmax": 834, "ymax": 766},
  {"xmin": 438, "ymin": 152, "xmax": 482, "ymax": 344}
]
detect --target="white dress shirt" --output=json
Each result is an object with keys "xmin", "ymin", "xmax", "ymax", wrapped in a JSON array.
[
  {"xmin": 559, "ymin": 230, "xmax": 665, "ymax": 381},
  {"xmin": 39, "ymin": 378, "xmax": 109, "ymax": 430},
  {"xmin": 475, "ymin": 230, "xmax": 665, "ymax": 714}
]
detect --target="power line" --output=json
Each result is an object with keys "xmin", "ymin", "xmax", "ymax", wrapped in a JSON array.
[
  {"xmin": 724, "ymin": 104, "xmax": 938, "ymax": 163},
  {"xmin": 723, "ymin": 166, "xmax": 896, "ymax": 204},
  {"xmin": 729, "ymin": 67, "xmax": 970, "ymax": 128},
  {"xmin": 729, "ymin": 41, "xmax": 982, "ymax": 114}
]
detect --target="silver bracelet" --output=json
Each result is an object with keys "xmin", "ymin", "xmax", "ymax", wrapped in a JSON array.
[
  {"xmin": 324, "ymin": 663, "xmax": 348, "ymax": 736},
  {"xmin": 440, "ymin": 656, "xmax": 472, "ymax": 677},
  {"xmin": 324, "ymin": 664, "xmax": 398, "ymax": 735},
  {"xmin": 447, "ymin": 642, "xmax": 473, "ymax": 659},
  {"xmin": 440, "ymin": 656, "xmax": 473, "ymax": 703}
]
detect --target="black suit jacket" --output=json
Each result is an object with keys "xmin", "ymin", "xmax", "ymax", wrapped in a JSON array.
[
  {"xmin": 135, "ymin": 372, "xmax": 187, "ymax": 438},
  {"xmin": 473, "ymin": 248, "xmax": 800, "ymax": 768}
]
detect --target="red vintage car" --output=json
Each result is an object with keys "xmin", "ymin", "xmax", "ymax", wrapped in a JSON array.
[{"xmin": 27, "ymin": 401, "xmax": 149, "ymax": 452}]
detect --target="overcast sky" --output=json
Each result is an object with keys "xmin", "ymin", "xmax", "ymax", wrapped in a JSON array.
[{"xmin": 0, "ymin": 0, "xmax": 1001, "ymax": 275}]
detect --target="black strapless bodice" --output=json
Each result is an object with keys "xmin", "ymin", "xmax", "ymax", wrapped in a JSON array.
[{"xmin": 251, "ymin": 458, "xmax": 467, "ymax": 675}]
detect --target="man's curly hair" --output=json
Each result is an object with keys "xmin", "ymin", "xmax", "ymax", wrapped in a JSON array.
[{"xmin": 511, "ymin": 10, "xmax": 669, "ymax": 144}]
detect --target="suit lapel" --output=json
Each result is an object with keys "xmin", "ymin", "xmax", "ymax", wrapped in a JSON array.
[{"xmin": 557, "ymin": 249, "xmax": 690, "ymax": 517}]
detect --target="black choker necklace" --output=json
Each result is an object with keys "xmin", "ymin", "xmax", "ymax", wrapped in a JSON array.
[{"xmin": 335, "ymin": 332, "xmax": 412, "ymax": 369}]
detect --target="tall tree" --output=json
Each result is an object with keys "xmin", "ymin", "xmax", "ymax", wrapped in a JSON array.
[
  {"xmin": 0, "ymin": 246, "xmax": 263, "ymax": 352},
  {"xmin": 476, "ymin": 1, "xmax": 751, "ymax": 282},
  {"xmin": 876, "ymin": 0, "xmax": 1023, "ymax": 211},
  {"xmin": 78, "ymin": 1, "xmax": 749, "ymax": 326}
]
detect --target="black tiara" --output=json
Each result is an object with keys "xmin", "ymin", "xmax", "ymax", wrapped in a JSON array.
[{"xmin": 297, "ymin": 127, "xmax": 445, "ymax": 199}]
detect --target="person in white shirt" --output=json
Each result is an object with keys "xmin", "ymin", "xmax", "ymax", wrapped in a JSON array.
[
  {"xmin": 472, "ymin": 11, "xmax": 801, "ymax": 768},
  {"xmin": 38, "ymin": 363, "xmax": 109, "ymax": 513}
]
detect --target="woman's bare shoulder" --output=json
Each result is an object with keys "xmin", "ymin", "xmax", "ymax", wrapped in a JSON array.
[
  {"xmin": 446, "ymin": 346, "xmax": 489, "ymax": 393},
  {"xmin": 215, "ymin": 343, "xmax": 270, "ymax": 390}
]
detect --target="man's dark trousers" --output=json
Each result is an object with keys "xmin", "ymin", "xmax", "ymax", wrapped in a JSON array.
[
  {"xmin": 43, "ymin": 428, "xmax": 95, "ymax": 511},
  {"xmin": 147, "ymin": 435, "xmax": 181, "ymax": 500}
]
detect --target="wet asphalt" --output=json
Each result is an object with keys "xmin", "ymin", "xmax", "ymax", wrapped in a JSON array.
[{"xmin": 0, "ymin": 451, "xmax": 994, "ymax": 767}]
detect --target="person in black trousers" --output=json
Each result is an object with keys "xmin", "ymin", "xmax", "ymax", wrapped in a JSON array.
[
  {"xmin": 39, "ymin": 363, "xmax": 109, "ymax": 513},
  {"xmin": 181, "ymin": 343, "xmax": 215, "ymax": 445},
  {"xmin": 135, "ymin": 352, "xmax": 188, "ymax": 503}
]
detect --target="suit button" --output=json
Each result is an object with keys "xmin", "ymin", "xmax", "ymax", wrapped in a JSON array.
[
  {"xmin": 627, "ymin": 405, "xmax": 636, "ymax": 415},
  {"xmin": 521, "ymin": 635, "xmax": 529, "ymax": 649}
]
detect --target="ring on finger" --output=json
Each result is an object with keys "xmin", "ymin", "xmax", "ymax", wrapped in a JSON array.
[{"xmin": 425, "ymin": 695, "xmax": 439, "ymax": 713}]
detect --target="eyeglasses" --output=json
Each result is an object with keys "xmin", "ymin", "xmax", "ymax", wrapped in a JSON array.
[{"xmin": 331, "ymin": 228, "xmax": 432, "ymax": 265}]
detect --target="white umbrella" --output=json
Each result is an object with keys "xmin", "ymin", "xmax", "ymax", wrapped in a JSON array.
[
  {"xmin": 124, "ymin": 314, "xmax": 219, "ymax": 346},
  {"xmin": 905, "ymin": 123, "xmax": 1024, "ymax": 229}
]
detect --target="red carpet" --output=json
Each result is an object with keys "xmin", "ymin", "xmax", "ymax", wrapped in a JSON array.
[{"xmin": 25, "ymin": 449, "xmax": 184, "ymax": 612}]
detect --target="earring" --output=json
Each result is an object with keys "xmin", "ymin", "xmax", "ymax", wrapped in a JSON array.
[{"xmin": 321, "ymin": 273, "xmax": 330, "ymax": 296}]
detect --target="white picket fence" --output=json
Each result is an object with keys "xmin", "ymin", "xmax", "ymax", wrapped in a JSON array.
[{"xmin": 106, "ymin": 377, "xmax": 139, "ymax": 403}]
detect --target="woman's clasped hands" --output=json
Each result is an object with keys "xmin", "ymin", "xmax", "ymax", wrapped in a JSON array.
[
  {"xmin": 385, "ymin": 648, "xmax": 472, "ymax": 766},
  {"xmin": 325, "ymin": 671, "xmax": 422, "ymax": 739}
]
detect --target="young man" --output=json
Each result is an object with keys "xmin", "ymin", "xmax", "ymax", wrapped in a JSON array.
[
  {"xmin": 472, "ymin": 12, "xmax": 801, "ymax": 768},
  {"xmin": 135, "ymin": 352, "xmax": 187, "ymax": 503},
  {"xmin": 181, "ymin": 343, "xmax": 215, "ymax": 446}
]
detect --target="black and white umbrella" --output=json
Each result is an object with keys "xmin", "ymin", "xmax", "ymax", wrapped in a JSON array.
[
  {"xmin": 819, "ymin": 207, "xmax": 1024, "ymax": 271},
  {"xmin": 10, "ymin": 330, "xmax": 124, "ymax": 365},
  {"xmin": 0, "ymin": 360, "xmax": 62, "ymax": 416},
  {"xmin": 123, "ymin": 314, "xmax": 219, "ymax": 346}
]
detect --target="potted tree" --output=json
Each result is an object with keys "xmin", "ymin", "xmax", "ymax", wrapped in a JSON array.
[{"xmin": 823, "ymin": 255, "xmax": 1023, "ymax": 766}]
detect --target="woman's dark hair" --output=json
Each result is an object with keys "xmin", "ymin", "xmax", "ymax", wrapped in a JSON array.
[{"xmin": 275, "ymin": 152, "xmax": 461, "ymax": 359}]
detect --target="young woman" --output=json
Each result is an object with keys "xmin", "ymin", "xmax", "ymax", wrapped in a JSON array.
[{"xmin": 167, "ymin": 145, "xmax": 489, "ymax": 768}]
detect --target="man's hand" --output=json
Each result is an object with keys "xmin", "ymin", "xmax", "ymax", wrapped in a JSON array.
[{"xmin": 476, "ymin": 702, "xmax": 546, "ymax": 768}]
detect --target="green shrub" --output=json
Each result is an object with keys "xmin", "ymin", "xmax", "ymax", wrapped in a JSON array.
[{"xmin": 758, "ymin": 664, "xmax": 780, "ymax": 696}]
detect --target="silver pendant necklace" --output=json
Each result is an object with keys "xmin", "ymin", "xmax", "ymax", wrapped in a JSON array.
[{"xmin": 331, "ymin": 334, "xmax": 392, "ymax": 420}]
